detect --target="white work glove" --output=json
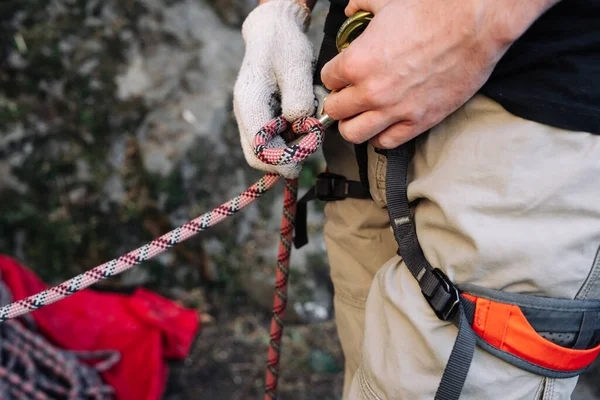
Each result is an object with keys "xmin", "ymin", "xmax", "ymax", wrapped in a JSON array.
[{"xmin": 233, "ymin": 0, "xmax": 315, "ymax": 179}]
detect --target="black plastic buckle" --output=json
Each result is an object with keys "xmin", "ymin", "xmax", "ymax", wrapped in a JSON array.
[
  {"xmin": 374, "ymin": 147, "xmax": 388, "ymax": 156},
  {"xmin": 314, "ymin": 173, "xmax": 348, "ymax": 201},
  {"xmin": 426, "ymin": 268, "xmax": 460, "ymax": 321}
]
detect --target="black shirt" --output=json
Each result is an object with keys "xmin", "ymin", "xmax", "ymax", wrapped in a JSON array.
[{"xmin": 324, "ymin": 0, "xmax": 600, "ymax": 134}]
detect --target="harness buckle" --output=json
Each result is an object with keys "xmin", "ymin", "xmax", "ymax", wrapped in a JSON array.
[
  {"xmin": 315, "ymin": 172, "xmax": 349, "ymax": 201},
  {"xmin": 426, "ymin": 268, "xmax": 460, "ymax": 321},
  {"xmin": 374, "ymin": 147, "xmax": 387, "ymax": 156}
]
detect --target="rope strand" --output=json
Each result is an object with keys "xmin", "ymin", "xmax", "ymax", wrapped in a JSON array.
[
  {"xmin": 0, "ymin": 173, "xmax": 281, "ymax": 321},
  {"xmin": 265, "ymin": 177, "xmax": 297, "ymax": 399}
]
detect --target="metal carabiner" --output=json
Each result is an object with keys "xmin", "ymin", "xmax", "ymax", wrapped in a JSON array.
[
  {"xmin": 315, "ymin": 85, "xmax": 335, "ymax": 129},
  {"xmin": 315, "ymin": 11, "xmax": 374, "ymax": 128},
  {"xmin": 336, "ymin": 10, "xmax": 373, "ymax": 52}
]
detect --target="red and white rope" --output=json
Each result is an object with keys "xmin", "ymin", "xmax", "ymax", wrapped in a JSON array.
[
  {"xmin": 264, "ymin": 177, "xmax": 297, "ymax": 399},
  {"xmin": 254, "ymin": 115, "xmax": 324, "ymax": 166},
  {"xmin": 0, "ymin": 115, "xmax": 325, "ymax": 400},
  {"xmin": 0, "ymin": 173, "xmax": 281, "ymax": 321}
]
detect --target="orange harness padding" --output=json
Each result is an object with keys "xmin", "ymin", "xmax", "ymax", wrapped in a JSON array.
[{"xmin": 462, "ymin": 293, "xmax": 600, "ymax": 372}]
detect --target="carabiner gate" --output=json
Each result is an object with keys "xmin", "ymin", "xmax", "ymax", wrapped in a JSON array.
[
  {"xmin": 315, "ymin": 11, "xmax": 373, "ymax": 129},
  {"xmin": 335, "ymin": 11, "xmax": 373, "ymax": 52}
]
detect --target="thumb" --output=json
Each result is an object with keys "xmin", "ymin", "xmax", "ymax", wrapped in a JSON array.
[{"xmin": 274, "ymin": 36, "xmax": 316, "ymax": 122}]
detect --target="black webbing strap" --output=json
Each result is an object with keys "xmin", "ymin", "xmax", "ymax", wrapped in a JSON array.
[
  {"xmin": 384, "ymin": 143, "xmax": 478, "ymax": 400},
  {"xmin": 294, "ymin": 172, "xmax": 371, "ymax": 249},
  {"xmin": 354, "ymin": 142, "xmax": 371, "ymax": 192}
]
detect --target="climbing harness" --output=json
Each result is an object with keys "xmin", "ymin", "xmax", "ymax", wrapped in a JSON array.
[
  {"xmin": 314, "ymin": 9, "xmax": 600, "ymax": 399},
  {"xmin": 383, "ymin": 143, "xmax": 600, "ymax": 399},
  {"xmin": 313, "ymin": 11, "xmax": 600, "ymax": 399}
]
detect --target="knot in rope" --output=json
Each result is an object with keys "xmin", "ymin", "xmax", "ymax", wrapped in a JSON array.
[{"xmin": 253, "ymin": 115, "xmax": 324, "ymax": 165}]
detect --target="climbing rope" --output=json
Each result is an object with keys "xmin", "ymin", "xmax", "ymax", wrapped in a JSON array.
[
  {"xmin": 265, "ymin": 177, "xmax": 298, "ymax": 400},
  {"xmin": 253, "ymin": 115, "xmax": 324, "ymax": 400},
  {"xmin": 0, "ymin": 173, "xmax": 280, "ymax": 320},
  {"xmin": 0, "ymin": 114, "xmax": 325, "ymax": 400},
  {"xmin": 0, "ymin": 277, "xmax": 120, "ymax": 400}
]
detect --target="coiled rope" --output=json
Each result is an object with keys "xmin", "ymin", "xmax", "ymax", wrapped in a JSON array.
[
  {"xmin": 0, "ymin": 277, "xmax": 119, "ymax": 400},
  {"xmin": 0, "ymin": 114, "xmax": 325, "ymax": 400}
]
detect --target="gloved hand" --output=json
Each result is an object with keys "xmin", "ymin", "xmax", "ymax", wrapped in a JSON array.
[{"xmin": 234, "ymin": 0, "xmax": 315, "ymax": 179}]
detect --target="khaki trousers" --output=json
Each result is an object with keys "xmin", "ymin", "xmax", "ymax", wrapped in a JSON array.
[{"xmin": 322, "ymin": 95, "xmax": 600, "ymax": 400}]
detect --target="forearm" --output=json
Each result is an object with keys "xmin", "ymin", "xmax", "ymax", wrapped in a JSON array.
[{"xmin": 259, "ymin": 0, "xmax": 318, "ymax": 10}]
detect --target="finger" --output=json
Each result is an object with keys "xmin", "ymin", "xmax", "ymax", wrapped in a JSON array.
[
  {"xmin": 320, "ymin": 52, "xmax": 353, "ymax": 92},
  {"xmin": 275, "ymin": 39, "xmax": 316, "ymax": 121},
  {"xmin": 337, "ymin": 110, "xmax": 394, "ymax": 144},
  {"xmin": 345, "ymin": 0, "xmax": 387, "ymax": 16},
  {"xmin": 323, "ymin": 85, "xmax": 370, "ymax": 121},
  {"xmin": 368, "ymin": 120, "xmax": 420, "ymax": 149}
]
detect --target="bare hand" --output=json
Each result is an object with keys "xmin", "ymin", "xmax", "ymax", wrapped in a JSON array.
[{"xmin": 321, "ymin": 0, "xmax": 558, "ymax": 149}]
